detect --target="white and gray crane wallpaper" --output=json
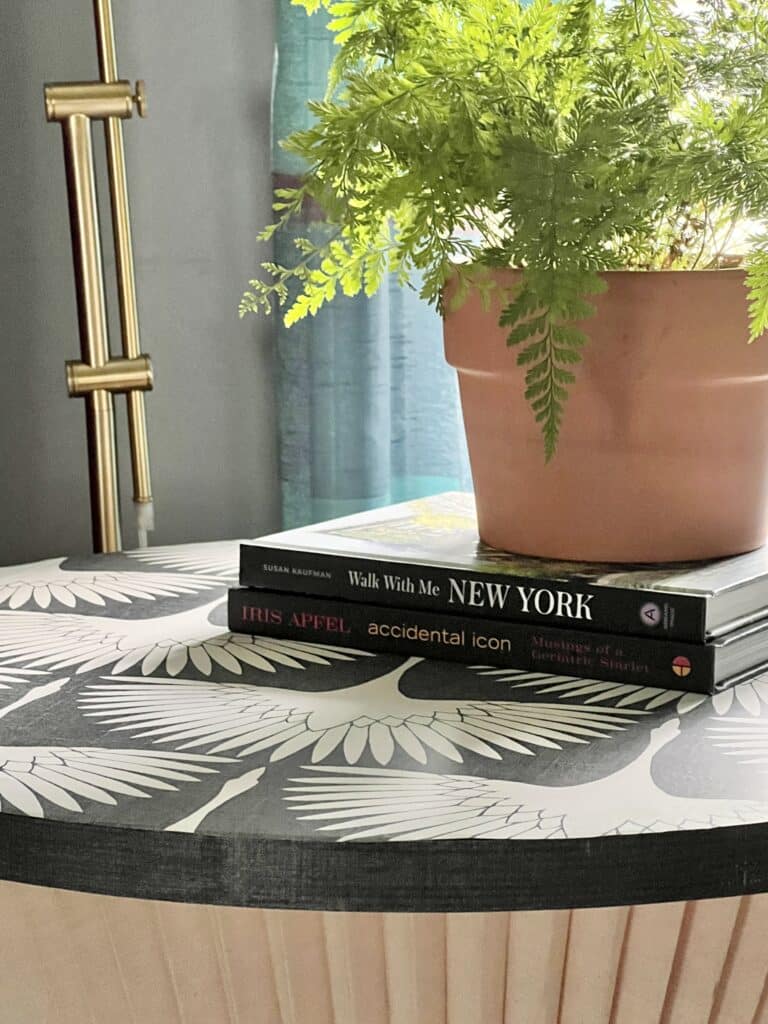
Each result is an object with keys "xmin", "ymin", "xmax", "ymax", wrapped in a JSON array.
[{"xmin": 0, "ymin": 541, "xmax": 767, "ymax": 842}]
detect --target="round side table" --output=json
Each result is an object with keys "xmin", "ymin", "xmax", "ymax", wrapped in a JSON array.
[{"xmin": 0, "ymin": 542, "xmax": 766, "ymax": 1024}]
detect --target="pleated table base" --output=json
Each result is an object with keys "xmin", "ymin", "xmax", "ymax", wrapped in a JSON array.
[{"xmin": 1, "ymin": 882, "xmax": 766, "ymax": 1024}]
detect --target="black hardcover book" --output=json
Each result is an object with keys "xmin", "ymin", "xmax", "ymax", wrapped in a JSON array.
[
  {"xmin": 239, "ymin": 493, "xmax": 768, "ymax": 643},
  {"xmin": 228, "ymin": 587, "xmax": 768, "ymax": 694}
]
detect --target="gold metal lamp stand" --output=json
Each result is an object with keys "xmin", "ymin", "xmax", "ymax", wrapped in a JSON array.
[{"xmin": 45, "ymin": 0, "xmax": 153, "ymax": 553}]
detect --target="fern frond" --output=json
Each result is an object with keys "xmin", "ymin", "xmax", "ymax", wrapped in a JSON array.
[
  {"xmin": 559, "ymin": 0, "xmax": 596, "ymax": 56},
  {"xmin": 243, "ymin": 0, "xmax": 768, "ymax": 459},
  {"xmin": 747, "ymin": 244, "xmax": 768, "ymax": 342}
]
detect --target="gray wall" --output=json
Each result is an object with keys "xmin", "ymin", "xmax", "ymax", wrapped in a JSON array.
[{"xmin": 0, "ymin": 0, "xmax": 280, "ymax": 566}]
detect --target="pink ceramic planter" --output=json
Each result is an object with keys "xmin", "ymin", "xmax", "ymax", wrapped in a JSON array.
[{"xmin": 444, "ymin": 269, "xmax": 768, "ymax": 563}]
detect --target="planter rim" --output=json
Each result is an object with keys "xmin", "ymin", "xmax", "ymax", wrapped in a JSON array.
[{"xmin": 448, "ymin": 265, "xmax": 747, "ymax": 281}]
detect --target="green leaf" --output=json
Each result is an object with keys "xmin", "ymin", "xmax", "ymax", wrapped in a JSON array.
[
  {"xmin": 747, "ymin": 246, "xmax": 768, "ymax": 342},
  {"xmin": 552, "ymin": 324, "xmax": 588, "ymax": 348},
  {"xmin": 506, "ymin": 316, "xmax": 546, "ymax": 346},
  {"xmin": 554, "ymin": 347, "xmax": 583, "ymax": 364},
  {"xmin": 241, "ymin": 0, "xmax": 768, "ymax": 462},
  {"xmin": 517, "ymin": 342, "xmax": 547, "ymax": 366},
  {"xmin": 553, "ymin": 367, "xmax": 576, "ymax": 384}
]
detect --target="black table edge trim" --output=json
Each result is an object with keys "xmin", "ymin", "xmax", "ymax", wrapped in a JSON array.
[{"xmin": 2, "ymin": 814, "xmax": 768, "ymax": 912}]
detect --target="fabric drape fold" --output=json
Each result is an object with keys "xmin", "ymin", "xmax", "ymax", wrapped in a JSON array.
[{"xmin": 270, "ymin": 1, "xmax": 471, "ymax": 528}]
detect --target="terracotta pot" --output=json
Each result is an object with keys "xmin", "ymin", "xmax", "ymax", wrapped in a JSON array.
[{"xmin": 444, "ymin": 269, "xmax": 768, "ymax": 563}]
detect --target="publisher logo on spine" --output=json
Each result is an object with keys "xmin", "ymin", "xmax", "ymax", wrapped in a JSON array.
[
  {"xmin": 640, "ymin": 602, "xmax": 662, "ymax": 628},
  {"xmin": 672, "ymin": 655, "xmax": 692, "ymax": 678}
]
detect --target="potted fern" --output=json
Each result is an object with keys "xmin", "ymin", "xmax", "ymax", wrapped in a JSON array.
[{"xmin": 242, "ymin": 0, "xmax": 768, "ymax": 562}]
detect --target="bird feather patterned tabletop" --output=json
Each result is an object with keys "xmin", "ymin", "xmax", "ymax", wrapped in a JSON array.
[{"xmin": 1, "ymin": 542, "xmax": 767, "ymax": 912}]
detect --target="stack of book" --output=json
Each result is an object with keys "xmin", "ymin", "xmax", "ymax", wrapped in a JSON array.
[{"xmin": 229, "ymin": 492, "xmax": 768, "ymax": 694}]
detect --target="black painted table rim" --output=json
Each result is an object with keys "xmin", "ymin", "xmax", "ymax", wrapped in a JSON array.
[{"xmin": 3, "ymin": 813, "xmax": 767, "ymax": 913}]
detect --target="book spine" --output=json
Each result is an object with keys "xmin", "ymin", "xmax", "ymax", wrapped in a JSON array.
[
  {"xmin": 228, "ymin": 588, "xmax": 717, "ymax": 693},
  {"xmin": 239, "ymin": 546, "xmax": 708, "ymax": 643}
]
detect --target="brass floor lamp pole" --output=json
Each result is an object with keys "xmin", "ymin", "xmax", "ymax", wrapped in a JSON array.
[{"xmin": 45, "ymin": 0, "xmax": 154, "ymax": 553}]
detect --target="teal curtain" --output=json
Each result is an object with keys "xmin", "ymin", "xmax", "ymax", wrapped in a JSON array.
[{"xmin": 271, "ymin": 2, "xmax": 471, "ymax": 528}]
